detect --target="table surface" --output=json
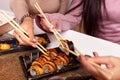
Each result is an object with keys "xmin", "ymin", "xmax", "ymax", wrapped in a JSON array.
[{"xmin": 47, "ymin": 30, "xmax": 120, "ymax": 57}]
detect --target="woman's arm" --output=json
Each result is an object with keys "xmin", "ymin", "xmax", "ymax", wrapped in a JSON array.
[{"xmin": 10, "ymin": 0, "xmax": 29, "ymax": 21}]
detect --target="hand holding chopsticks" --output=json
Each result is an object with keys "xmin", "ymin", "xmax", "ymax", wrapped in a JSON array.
[
  {"xmin": 0, "ymin": 11, "xmax": 47, "ymax": 55},
  {"xmin": 34, "ymin": 2, "xmax": 75, "ymax": 54}
]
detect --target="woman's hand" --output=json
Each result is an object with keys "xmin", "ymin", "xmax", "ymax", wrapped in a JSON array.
[
  {"xmin": 78, "ymin": 53, "xmax": 120, "ymax": 80},
  {"xmin": 13, "ymin": 17, "xmax": 36, "ymax": 47},
  {"xmin": 40, "ymin": 18, "xmax": 61, "ymax": 32}
]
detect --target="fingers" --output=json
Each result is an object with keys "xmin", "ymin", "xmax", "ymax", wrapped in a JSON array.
[
  {"xmin": 93, "ymin": 52, "xmax": 99, "ymax": 57},
  {"xmin": 90, "ymin": 56, "xmax": 111, "ymax": 64},
  {"xmin": 78, "ymin": 54, "xmax": 101, "ymax": 77},
  {"xmin": 40, "ymin": 18, "xmax": 50, "ymax": 31},
  {"xmin": 40, "ymin": 18, "xmax": 61, "ymax": 32},
  {"xmin": 13, "ymin": 31, "xmax": 25, "ymax": 45},
  {"xmin": 13, "ymin": 30, "xmax": 36, "ymax": 47}
]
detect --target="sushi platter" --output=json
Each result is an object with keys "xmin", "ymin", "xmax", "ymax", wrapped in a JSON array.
[
  {"xmin": 19, "ymin": 47, "xmax": 82, "ymax": 80},
  {"xmin": 0, "ymin": 33, "xmax": 50, "ymax": 55},
  {"xmin": 19, "ymin": 39, "xmax": 96, "ymax": 80}
]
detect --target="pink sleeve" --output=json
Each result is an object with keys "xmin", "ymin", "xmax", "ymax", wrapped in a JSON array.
[
  {"xmin": 10, "ymin": 0, "xmax": 29, "ymax": 21},
  {"xmin": 35, "ymin": 0, "xmax": 82, "ymax": 31}
]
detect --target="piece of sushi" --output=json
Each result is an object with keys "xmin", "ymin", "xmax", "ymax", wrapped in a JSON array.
[
  {"xmin": 29, "ymin": 65, "xmax": 44, "ymax": 76},
  {"xmin": 53, "ymin": 57, "xmax": 64, "ymax": 70},
  {"xmin": 0, "ymin": 43, "xmax": 11, "ymax": 50},
  {"xmin": 59, "ymin": 40, "xmax": 70, "ymax": 55},
  {"xmin": 57, "ymin": 54, "xmax": 69, "ymax": 66},
  {"xmin": 37, "ymin": 37, "xmax": 47, "ymax": 44},
  {"xmin": 42, "ymin": 61, "xmax": 57, "ymax": 73},
  {"xmin": 40, "ymin": 54, "xmax": 51, "ymax": 61}
]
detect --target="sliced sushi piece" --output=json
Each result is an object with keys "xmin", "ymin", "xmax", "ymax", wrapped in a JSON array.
[
  {"xmin": 43, "ymin": 61, "xmax": 57, "ymax": 73},
  {"xmin": 40, "ymin": 54, "xmax": 51, "ymax": 61},
  {"xmin": 32, "ymin": 61, "xmax": 43, "ymax": 67},
  {"xmin": 57, "ymin": 54, "xmax": 69, "ymax": 66},
  {"xmin": 0, "ymin": 43, "xmax": 11, "ymax": 50},
  {"xmin": 29, "ymin": 65, "xmax": 44, "ymax": 76},
  {"xmin": 53, "ymin": 57, "xmax": 64, "ymax": 70},
  {"xmin": 37, "ymin": 37, "xmax": 47, "ymax": 44},
  {"xmin": 59, "ymin": 40, "xmax": 74, "ymax": 56},
  {"xmin": 46, "ymin": 49, "xmax": 58, "ymax": 59}
]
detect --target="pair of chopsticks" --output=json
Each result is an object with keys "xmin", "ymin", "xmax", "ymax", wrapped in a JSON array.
[
  {"xmin": 0, "ymin": 11, "xmax": 47, "ymax": 55},
  {"xmin": 34, "ymin": 2, "xmax": 79, "ymax": 56},
  {"xmin": 34, "ymin": 2, "xmax": 113, "ymax": 79}
]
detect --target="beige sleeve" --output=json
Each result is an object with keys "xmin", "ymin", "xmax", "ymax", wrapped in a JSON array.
[
  {"xmin": 10, "ymin": 0, "xmax": 29, "ymax": 21},
  {"xmin": 58, "ymin": 0, "xmax": 68, "ymax": 14}
]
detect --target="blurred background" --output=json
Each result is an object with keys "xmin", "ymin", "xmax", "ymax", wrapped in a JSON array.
[{"xmin": 0, "ymin": 0, "xmax": 11, "ymax": 11}]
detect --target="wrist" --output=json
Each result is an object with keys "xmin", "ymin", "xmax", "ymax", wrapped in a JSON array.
[
  {"xmin": 20, "ymin": 14, "xmax": 32, "ymax": 24},
  {"xmin": 23, "ymin": 16, "xmax": 33, "ymax": 23}
]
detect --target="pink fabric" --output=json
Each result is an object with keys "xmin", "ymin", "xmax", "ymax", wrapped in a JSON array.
[
  {"xmin": 93, "ymin": 0, "xmax": 120, "ymax": 44},
  {"xmin": 35, "ymin": 0, "xmax": 82, "ymax": 31},
  {"xmin": 11, "ymin": 0, "xmax": 120, "ymax": 44},
  {"xmin": 36, "ymin": 0, "xmax": 120, "ymax": 44}
]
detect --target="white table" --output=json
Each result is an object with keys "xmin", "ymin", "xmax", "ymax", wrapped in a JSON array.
[{"xmin": 46, "ymin": 30, "xmax": 120, "ymax": 57}]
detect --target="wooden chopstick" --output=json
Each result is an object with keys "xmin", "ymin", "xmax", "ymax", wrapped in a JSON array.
[
  {"xmin": 34, "ymin": 2, "xmax": 51, "ymax": 25},
  {"xmin": 0, "ymin": 12, "xmax": 47, "ymax": 55},
  {"xmin": 34, "ymin": 2, "xmax": 65, "ymax": 47},
  {"xmin": 34, "ymin": 2, "xmax": 64, "ymax": 39},
  {"xmin": 1, "ymin": 11, "xmax": 47, "ymax": 53},
  {"xmin": 2, "ymin": 11, "xmax": 28, "ymax": 36}
]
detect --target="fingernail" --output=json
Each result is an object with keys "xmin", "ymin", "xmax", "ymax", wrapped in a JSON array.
[
  {"xmin": 33, "ymin": 39, "xmax": 36, "ymax": 42},
  {"xmin": 50, "ymin": 25, "xmax": 54, "ymax": 29},
  {"xmin": 32, "ymin": 44, "xmax": 36, "ymax": 48}
]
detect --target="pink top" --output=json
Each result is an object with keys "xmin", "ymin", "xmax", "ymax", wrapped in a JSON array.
[
  {"xmin": 36, "ymin": 0, "xmax": 120, "ymax": 44},
  {"xmin": 93, "ymin": 0, "xmax": 120, "ymax": 44},
  {"xmin": 10, "ymin": 0, "xmax": 120, "ymax": 44}
]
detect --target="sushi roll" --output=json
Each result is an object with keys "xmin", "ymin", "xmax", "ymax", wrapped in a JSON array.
[
  {"xmin": 40, "ymin": 54, "xmax": 51, "ymax": 61},
  {"xmin": 59, "ymin": 40, "xmax": 71, "ymax": 55},
  {"xmin": 42, "ymin": 61, "xmax": 57, "ymax": 73},
  {"xmin": 29, "ymin": 65, "xmax": 44, "ymax": 76},
  {"xmin": 53, "ymin": 57, "xmax": 64, "ymax": 70},
  {"xmin": 37, "ymin": 37, "xmax": 47, "ymax": 44},
  {"xmin": 0, "ymin": 43, "xmax": 11, "ymax": 50},
  {"xmin": 57, "ymin": 54, "xmax": 69, "ymax": 66},
  {"xmin": 47, "ymin": 49, "xmax": 58, "ymax": 58}
]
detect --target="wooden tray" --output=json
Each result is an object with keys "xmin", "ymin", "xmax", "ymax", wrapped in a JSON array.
[{"xmin": 19, "ymin": 47, "xmax": 95, "ymax": 80}]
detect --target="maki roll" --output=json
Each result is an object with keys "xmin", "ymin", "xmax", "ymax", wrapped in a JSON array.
[
  {"xmin": 57, "ymin": 53, "xmax": 69, "ymax": 66},
  {"xmin": 37, "ymin": 37, "xmax": 47, "ymax": 44},
  {"xmin": 0, "ymin": 43, "xmax": 11, "ymax": 50},
  {"xmin": 59, "ymin": 40, "xmax": 74, "ymax": 55},
  {"xmin": 42, "ymin": 61, "xmax": 57, "ymax": 73},
  {"xmin": 29, "ymin": 65, "xmax": 44, "ymax": 76},
  {"xmin": 53, "ymin": 57, "xmax": 64, "ymax": 70}
]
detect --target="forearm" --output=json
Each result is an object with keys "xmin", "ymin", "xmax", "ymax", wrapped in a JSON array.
[{"xmin": 10, "ymin": 0, "xmax": 29, "ymax": 21}]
